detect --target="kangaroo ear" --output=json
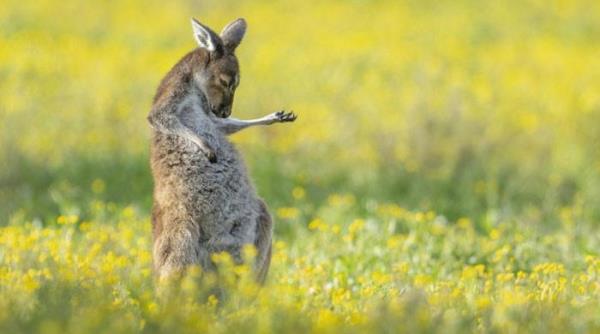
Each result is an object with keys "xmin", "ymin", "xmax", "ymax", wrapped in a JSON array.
[
  {"xmin": 191, "ymin": 18, "xmax": 219, "ymax": 52},
  {"xmin": 220, "ymin": 18, "xmax": 246, "ymax": 52}
]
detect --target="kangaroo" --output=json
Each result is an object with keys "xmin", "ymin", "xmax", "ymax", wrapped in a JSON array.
[{"xmin": 148, "ymin": 17, "xmax": 296, "ymax": 284}]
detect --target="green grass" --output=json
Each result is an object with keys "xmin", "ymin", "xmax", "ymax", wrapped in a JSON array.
[{"xmin": 0, "ymin": 0, "xmax": 599, "ymax": 332}]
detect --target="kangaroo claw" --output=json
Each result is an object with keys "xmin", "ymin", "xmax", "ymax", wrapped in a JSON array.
[
  {"xmin": 207, "ymin": 150, "xmax": 217, "ymax": 163},
  {"xmin": 275, "ymin": 110, "xmax": 297, "ymax": 122}
]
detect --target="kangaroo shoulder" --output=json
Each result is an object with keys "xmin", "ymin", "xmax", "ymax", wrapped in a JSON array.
[{"xmin": 152, "ymin": 50, "xmax": 205, "ymax": 109}]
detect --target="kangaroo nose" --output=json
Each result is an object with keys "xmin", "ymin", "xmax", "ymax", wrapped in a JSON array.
[{"xmin": 221, "ymin": 106, "xmax": 232, "ymax": 118}]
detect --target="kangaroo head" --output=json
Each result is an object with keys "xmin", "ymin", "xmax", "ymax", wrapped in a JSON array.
[{"xmin": 191, "ymin": 18, "xmax": 246, "ymax": 118}]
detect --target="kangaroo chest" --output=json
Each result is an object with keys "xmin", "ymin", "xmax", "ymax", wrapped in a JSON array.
[{"xmin": 151, "ymin": 95, "xmax": 259, "ymax": 239}]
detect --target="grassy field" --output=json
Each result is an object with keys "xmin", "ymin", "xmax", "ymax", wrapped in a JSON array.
[{"xmin": 1, "ymin": 0, "xmax": 599, "ymax": 332}]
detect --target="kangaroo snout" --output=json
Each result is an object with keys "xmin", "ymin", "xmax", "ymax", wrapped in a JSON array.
[{"xmin": 219, "ymin": 105, "xmax": 232, "ymax": 118}]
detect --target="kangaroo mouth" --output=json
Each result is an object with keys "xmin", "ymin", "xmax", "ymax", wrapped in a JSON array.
[
  {"xmin": 220, "ymin": 109, "xmax": 231, "ymax": 118},
  {"xmin": 212, "ymin": 105, "xmax": 231, "ymax": 118}
]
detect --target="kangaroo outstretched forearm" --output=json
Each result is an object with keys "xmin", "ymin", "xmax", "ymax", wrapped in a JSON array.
[
  {"xmin": 216, "ymin": 116, "xmax": 273, "ymax": 135},
  {"xmin": 148, "ymin": 107, "xmax": 216, "ymax": 162},
  {"xmin": 216, "ymin": 110, "xmax": 297, "ymax": 135}
]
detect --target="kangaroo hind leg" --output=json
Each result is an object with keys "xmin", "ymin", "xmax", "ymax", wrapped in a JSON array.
[{"xmin": 153, "ymin": 222, "xmax": 207, "ymax": 281}]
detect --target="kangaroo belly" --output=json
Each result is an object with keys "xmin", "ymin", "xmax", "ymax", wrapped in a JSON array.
[{"xmin": 150, "ymin": 132, "xmax": 260, "ymax": 247}]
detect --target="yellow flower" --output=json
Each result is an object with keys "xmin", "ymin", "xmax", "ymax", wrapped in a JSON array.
[
  {"xmin": 22, "ymin": 270, "xmax": 40, "ymax": 292},
  {"xmin": 146, "ymin": 302, "xmax": 158, "ymax": 315},
  {"xmin": 386, "ymin": 235, "xmax": 405, "ymax": 249},
  {"xmin": 331, "ymin": 224, "xmax": 341, "ymax": 234},
  {"xmin": 207, "ymin": 295, "xmax": 219, "ymax": 308},
  {"xmin": 414, "ymin": 274, "xmax": 432, "ymax": 287},
  {"xmin": 463, "ymin": 265, "xmax": 486, "ymax": 280},
  {"xmin": 327, "ymin": 194, "xmax": 355, "ymax": 207},
  {"xmin": 475, "ymin": 296, "xmax": 491, "ymax": 310},
  {"xmin": 276, "ymin": 207, "xmax": 300, "ymax": 220},
  {"xmin": 377, "ymin": 204, "xmax": 407, "ymax": 219},
  {"xmin": 489, "ymin": 228, "xmax": 501, "ymax": 240},
  {"xmin": 394, "ymin": 262, "xmax": 409, "ymax": 275},
  {"xmin": 315, "ymin": 308, "xmax": 340, "ymax": 331},
  {"xmin": 308, "ymin": 218, "xmax": 328, "ymax": 232},
  {"xmin": 496, "ymin": 272, "xmax": 515, "ymax": 283},
  {"xmin": 371, "ymin": 271, "xmax": 392, "ymax": 285},
  {"xmin": 292, "ymin": 186, "xmax": 306, "ymax": 200},
  {"xmin": 348, "ymin": 219, "xmax": 365, "ymax": 234},
  {"xmin": 56, "ymin": 215, "xmax": 79, "ymax": 225},
  {"xmin": 457, "ymin": 217, "xmax": 472, "ymax": 229}
]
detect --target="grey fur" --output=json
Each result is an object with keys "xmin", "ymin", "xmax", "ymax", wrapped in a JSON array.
[
  {"xmin": 220, "ymin": 18, "xmax": 247, "ymax": 52},
  {"xmin": 148, "ymin": 18, "xmax": 296, "ymax": 283}
]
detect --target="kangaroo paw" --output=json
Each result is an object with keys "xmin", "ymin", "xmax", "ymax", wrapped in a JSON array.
[
  {"xmin": 206, "ymin": 149, "xmax": 217, "ymax": 163},
  {"xmin": 274, "ymin": 110, "xmax": 297, "ymax": 122}
]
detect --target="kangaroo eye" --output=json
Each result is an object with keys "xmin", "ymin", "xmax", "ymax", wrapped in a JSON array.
[{"xmin": 218, "ymin": 74, "xmax": 233, "ymax": 88}]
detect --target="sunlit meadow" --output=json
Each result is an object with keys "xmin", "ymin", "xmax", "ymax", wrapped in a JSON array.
[{"xmin": 0, "ymin": 0, "xmax": 599, "ymax": 333}]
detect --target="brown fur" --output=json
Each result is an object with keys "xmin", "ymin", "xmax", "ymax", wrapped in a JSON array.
[{"xmin": 147, "ymin": 18, "xmax": 295, "ymax": 284}]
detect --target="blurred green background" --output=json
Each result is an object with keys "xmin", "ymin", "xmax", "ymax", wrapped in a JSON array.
[
  {"xmin": 1, "ymin": 0, "xmax": 599, "ymax": 229},
  {"xmin": 1, "ymin": 2, "xmax": 600, "ymax": 332}
]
